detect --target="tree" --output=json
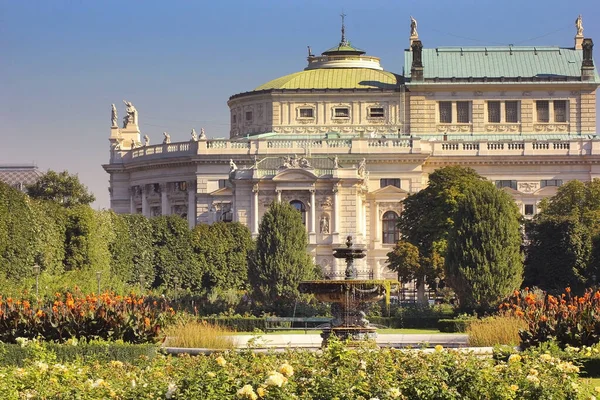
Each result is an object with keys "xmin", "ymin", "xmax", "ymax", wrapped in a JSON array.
[
  {"xmin": 396, "ymin": 166, "xmax": 485, "ymax": 289},
  {"xmin": 248, "ymin": 202, "xmax": 319, "ymax": 307},
  {"xmin": 445, "ymin": 180, "xmax": 523, "ymax": 310},
  {"xmin": 27, "ymin": 170, "xmax": 95, "ymax": 207},
  {"xmin": 123, "ymin": 214, "xmax": 156, "ymax": 290}
]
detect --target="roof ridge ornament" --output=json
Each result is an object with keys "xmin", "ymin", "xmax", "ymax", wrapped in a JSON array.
[{"xmin": 340, "ymin": 12, "xmax": 348, "ymax": 47}]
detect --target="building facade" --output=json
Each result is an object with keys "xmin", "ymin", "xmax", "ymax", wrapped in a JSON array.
[{"xmin": 103, "ymin": 18, "xmax": 599, "ymax": 279}]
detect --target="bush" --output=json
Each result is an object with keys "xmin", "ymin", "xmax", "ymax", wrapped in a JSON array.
[
  {"xmin": 162, "ymin": 320, "xmax": 235, "ymax": 349},
  {"xmin": 201, "ymin": 317, "xmax": 266, "ymax": 332},
  {"xmin": 0, "ymin": 291, "xmax": 175, "ymax": 343},
  {"xmin": 437, "ymin": 316, "xmax": 475, "ymax": 333},
  {"xmin": 502, "ymin": 287, "xmax": 600, "ymax": 349},
  {"xmin": 467, "ymin": 315, "xmax": 526, "ymax": 347}
]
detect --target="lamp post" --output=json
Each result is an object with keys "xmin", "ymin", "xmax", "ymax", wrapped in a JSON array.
[
  {"xmin": 32, "ymin": 264, "xmax": 41, "ymax": 298},
  {"xmin": 96, "ymin": 271, "xmax": 102, "ymax": 294}
]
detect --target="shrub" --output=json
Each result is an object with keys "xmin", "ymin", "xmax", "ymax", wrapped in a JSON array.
[
  {"xmin": 467, "ymin": 315, "xmax": 526, "ymax": 347},
  {"xmin": 0, "ymin": 290, "xmax": 175, "ymax": 343},
  {"xmin": 502, "ymin": 287, "xmax": 600, "ymax": 349},
  {"xmin": 202, "ymin": 316, "xmax": 266, "ymax": 332},
  {"xmin": 438, "ymin": 316, "xmax": 476, "ymax": 333},
  {"xmin": 162, "ymin": 320, "xmax": 235, "ymax": 349}
]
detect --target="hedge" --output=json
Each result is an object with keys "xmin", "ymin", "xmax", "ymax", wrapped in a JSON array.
[
  {"xmin": 437, "ymin": 318, "xmax": 474, "ymax": 333},
  {"xmin": 200, "ymin": 317, "xmax": 266, "ymax": 332},
  {"xmin": 369, "ymin": 316, "xmax": 441, "ymax": 329}
]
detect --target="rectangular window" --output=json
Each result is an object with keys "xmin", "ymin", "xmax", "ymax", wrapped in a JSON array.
[
  {"xmin": 495, "ymin": 180, "xmax": 517, "ymax": 190},
  {"xmin": 439, "ymin": 102, "xmax": 452, "ymax": 123},
  {"xmin": 540, "ymin": 179, "xmax": 563, "ymax": 188},
  {"xmin": 554, "ymin": 100, "xmax": 567, "ymax": 123},
  {"xmin": 505, "ymin": 101, "xmax": 519, "ymax": 123},
  {"xmin": 536, "ymin": 101, "xmax": 550, "ymax": 123},
  {"xmin": 524, "ymin": 204, "xmax": 535, "ymax": 216},
  {"xmin": 369, "ymin": 107, "xmax": 385, "ymax": 118},
  {"xmin": 487, "ymin": 101, "xmax": 501, "ymax": 123},
  {"xmin": 299, "ymin": 108, "xmax": 314, "ymax": 118},
  {"xmin": 380, "ymin": 178, "xmax": 401, "ymax": 188},
  {"xmin": 245, "ymin": 111, "xmax": 253, "ymax": 121},
  {"xmin": 218, "ymin": 179, "xmax": 229, "ymax": 189},
  {"xmin": 457, "ymin": 102, "xmax": 470, "ymax": 123},
  {"xmin": 334, "ymin": 108, "xmax": 350, "ymax": 118}
]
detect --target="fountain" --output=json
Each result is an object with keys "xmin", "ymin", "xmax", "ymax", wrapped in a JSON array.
[{"xmin": 299, "ymin": 236, "xmax": 398, "ymax": 345}]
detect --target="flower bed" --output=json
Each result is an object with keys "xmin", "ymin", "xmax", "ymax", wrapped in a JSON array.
[{"xmin": 0, "ymin": 339, "xmax": 592, "ymax": 399}]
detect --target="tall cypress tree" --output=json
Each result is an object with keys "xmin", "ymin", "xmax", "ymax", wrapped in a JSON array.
[{"xmin": 445, "ymin": 180, "xmax": 523, "ymax": 310}]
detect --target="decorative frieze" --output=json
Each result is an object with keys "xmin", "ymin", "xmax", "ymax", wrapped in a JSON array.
[
  {"xmin": 484, "ymin": 124, "xmax": 521, "ymax": 133},
  {"xmin": 517, "ymin": 182, "xmax": 539, "ymax": 193},
  {"xmin": 436, "ymin": 124, "xmax": 473, "ymax": 133},
  {"xmin": 533, "ymin": 123, "xmax": 569, "ymax": 132}
]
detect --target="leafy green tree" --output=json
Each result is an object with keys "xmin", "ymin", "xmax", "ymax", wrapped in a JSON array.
[
  {"xmin": 108, "ymin": 211, "xmax": 135, "ymax": 284},
  {"xmin": 123, "ymin": 214, "xmax": 155, "ymax": 290},
  {"xmin": 27, "ymin": 170, "xmax": 95, "ymax": 207},
  {"xmin": 248, "ymin": 202, "xmax": 319, "ymax": 306},
  {"xmin": 151, "ymin": 215, "xmax": 202, "ymax": 291},
  {"xmin": 445, "ymin": 180, "xmax": 523, "ymax": 310},
  {"xmin": 397, "ymin": 166, "xmax": 485, "ymax": 286},
  {"xmin": 31, "ymin": 200, "xmax": 67, "ymax": 275},
  {"xmin": 192, "ymin": 222, "xmax": 254, "ymax": 293}
]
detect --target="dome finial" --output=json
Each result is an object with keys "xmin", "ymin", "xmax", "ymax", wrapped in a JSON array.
[{"xmin": 340, "ymin": 12, "xmax": 348, "ymax": 46}]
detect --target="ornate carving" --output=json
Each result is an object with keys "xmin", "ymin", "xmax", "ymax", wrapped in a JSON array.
[
  {"xmin": 436, "ymin": 124, "xmax": 473, "ymax": 133},
  {"xmin": 410, "ymin": 16, "xmax": 418, "ymax": 37},
  {"xmin": 474, "ymin": 91, "xmax": 483, "ymax": 96},
  {"xmin": 281, "ymin": 155, "xmax": 311, "ymax": 169},
  {"xmin": 320, "ymin": 213, "xmax": 330, "ymax": 234},
  {"xmin": 162, "ymin": 132, "xmax": 171, "ymax": 144},
  {"xmin": 522, "ymin": 91, "xmax": 531, "ymax": 96},
  {"xmin": 111, "ymin": 104, "xmax": 118, "ymax": 127},
  {"xmin": 485, "ymin": 124, "xmax": 521, "ymax": 133},
  {"xmin": 122, "ymin": 100, "xmax": 138, "ymax": 128},
  {"xmin": 576, "ymin": 14, "xmax": 583, "ymax": 36},
  {"xmin": 518, "ymin": 182, "xmax": 539, "ymax": 193},
  {"xmin": 533, "ymin": 123, "xmax": 569, "ymax": 132}
]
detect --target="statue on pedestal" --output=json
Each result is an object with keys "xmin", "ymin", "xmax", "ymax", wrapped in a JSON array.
[
  {"xmin": 130, "ymin": 139, "xmax": 136, "ymax": 149},
  {"xmin": 229, "ymin": 159, "xmax": 238, "ymax": 172},
  {"xmin": 358, "ymin": 158, "xmax": 366, "ymax": 177},
  {"xmin": 122, "ymin": 100, "xmax": 138, "ymax": 128},
  {"xmin": 111, "ymin": 104, "xmax": 118, "ymax": 127},
  {"xmin": 191, "ymin": 129, "xmax": 198, "ymax": 141},
  {"xmin": 320, "ymin": 214, "xmax": 330, "ymax": 234},
  {"xmin": 576, "ymin": 15, "xmax": 584, "ymax": 36},
  {"xmin": 163, "ymin": 132, "xmax": 171, "ymax": 144},
  {"xmin": 144, "ymin": 135, "xmax": 150, "ymax": 146},
  {"xmin": 410, "ymin": 16, "xmax": 418, "ymax": 38},
  {"xmin": 199, "ymin": 128, "xmax": 207, "ymax": 140}
]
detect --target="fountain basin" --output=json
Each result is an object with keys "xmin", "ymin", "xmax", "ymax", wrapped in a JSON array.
[{"xmin": 299, "ymin": 280, "xmax": 391, "ymax": 304}]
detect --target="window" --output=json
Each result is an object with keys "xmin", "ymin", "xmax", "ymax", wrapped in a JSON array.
[
  {"xmin": 380, "ymin": 179, "xmax": 401, "ymax": 188},
  {"xmin": 439, "ymin": 102, "xmax": 452, "ymax": 123},
  {"xmin": 524, "ymin": 204, "xmax": 535, "ymax": 216},
  {"xmin": 495, "ymin": 180, "xmax": 517, "ymax": 190},
  {"xmin": 554, "ymin": 100, "xmax": 567, "ymax": 123},
  {"xmin": 299, "ymin": 108, "xmax": 314, "ymax": 118},
  {"xmin": 368, "ymin": 107, "xmax": 385, "ymax": 118},
  {"xmin": 457, "ymin": 101, "xmax": 470, "ymax": 123},
  {"xmin": 245, "ymin": 111, "xmax": 253, "ymax": 121},
  {"xmin": 218, "ymin": 179, "xmax": 229, "ymax": 189},
  {"xmin": 382, "ymin": 211, "xmax": 399, "ymax": 244},
  {"xmin": 220, "ymin": 203, "xmax": 233, "ymax": 222},
  {"xmin": 540, "ymin": 179, "xmax": 563, "ymax": 188},
  {"xmin": 290, "ymin": 200, "xmax": 306, "ymax": 225},
  {"xmin": 333, "ymin": 107, "xmax": 350, "ymax": 118},
  {"xmin": 487, "ymin": 101, "xmax": 501, "ymax": 123},
  {"xmin": 505, "ymin": 101, "xmax": 519, "ymax": 123},
  {"xmin": 536, "ymin": 101, "xmax": 550, "ymax": 123}
]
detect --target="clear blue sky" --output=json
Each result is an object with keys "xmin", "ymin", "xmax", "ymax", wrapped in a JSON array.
[{"xmin": 1, "ymin": 0, "xmax": 599, "ymax": 209}]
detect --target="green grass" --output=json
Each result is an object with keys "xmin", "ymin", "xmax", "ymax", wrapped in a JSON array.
[
  {"xmin": 234, "ymin": 328, "xmax": 444, "ymax": 335},
  {"xmin": 580, "ymin": 377, "xmax": 600, "ymax": 392}
]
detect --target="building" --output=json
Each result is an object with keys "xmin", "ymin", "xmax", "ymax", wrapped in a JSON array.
[
  {"xmin": 103, "ymin": 17, "xmax": 598, "ymax": 280},
  {"xmin": 0, "ymin": 164, "xmax": 43, "ymax": 192}
]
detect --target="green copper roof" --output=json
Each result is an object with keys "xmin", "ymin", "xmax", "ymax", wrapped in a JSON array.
[
  {"xmin": 254, "ymin": 68, "xmax": 400, "ymax": 91},
  {"xmin": 404, "ymin": 46, "xmax": 597, "ymax": 80},
  {"xmin": 322, "ymin": 43, "xmax": 365, "ymax": 55}
]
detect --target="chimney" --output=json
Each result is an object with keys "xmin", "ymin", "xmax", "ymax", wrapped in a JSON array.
[
  {"xmin": 582, "ymin": 38, "xmax": 595, "ymax": 81},
  {"xmin": 411, "ymin": 40, "xmax": 424, "ymax": 82}
]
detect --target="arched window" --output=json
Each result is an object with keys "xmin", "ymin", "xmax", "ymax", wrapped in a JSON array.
[
  {"xmin": 382, "ymin": 211, "xmax": 399, "ymax": 244},
  {"xmin": 290, "ymin": 200, "xmax": 306, "ymax": 225}
]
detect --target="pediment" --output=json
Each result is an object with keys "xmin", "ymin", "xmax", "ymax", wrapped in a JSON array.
[
  {"xmin": 533, "ymin": 186, "xmax": 560, "ymax": 196},
  {"xmin": 272, "ymin": 168, "xmax": 318, "ymax": 182},
  {"xmin": 210, "ymin": 187, "xmax": 233, "ymax": 196},
  {"xmin": 370, "ymin": 185, "xmax": 409, "ymax": 196}
]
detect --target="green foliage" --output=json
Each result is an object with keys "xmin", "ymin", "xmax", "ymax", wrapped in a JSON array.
[
  {"xmin": 31, "ymin": 200, "xmax": 66, "ymax": 275},
  {"xmin": 437, "ymin": 317, "xmax": 476, "ymax": 333},
  {"xmin": 151, "ymin": 215, "xmax": 202, "ymax": 291},
  {"xmin": 26, "ymin": 170, "xmax": 95, "ymax": 207},
  {"xmin": 107, "ymin": 211, "xmax": 135, "ymax": 283},
  {"xmin": 397, "ymin": 166, "xmax": 484, "ymax": 285},
  {"xmin": 123, "ymin": 214, "xmax": 155, "ymax": 290},
  {"xmin": 248, "ymin": 202, "xmax": 319, "ymax": 306},
  {"xmin": 192, "ymin": 222, "xmax": 254, "ymax": 293},
  {"xmin": 445, "ymin": 180, "xmax": 523, "ymax": 311},
  {"xmin": 386, "ymin": 240, "xmax": 421, "ymax": 283}
]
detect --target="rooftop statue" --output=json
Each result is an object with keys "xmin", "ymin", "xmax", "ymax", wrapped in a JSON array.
[
  {"xmin": 111, "ymin": 104, "xmax": 118, "ymax": 127},
  {"xmin": 163, "ymin": 132, "xmax": 171, "ymax": 144},
  {"xmin": 229, "ymin": 159, "xmax": 238, "ymax": 172},
  {"xmin": 576, "ymin": 15, "xmax": 584, "ymax": 36},
  {"xmin": 358, "ymin": 158, "xmax": 366, "ymax": 177},
  {"xmin": 122, "ymin": 100, "xmax": 138, "ymax": 128},
  {"xmin": 410, "ymin": 16, "xmax": 418, "ymax": 38},
  {"xmin": 199, "ymin": 128, "xmax": 207, "ymax": 140},
  {"xmin": 191, "ymin": 129, "xmax": 198, "ymax": 141},
  {"xmin": 144, "ymin": 135, "xmax": 150, "ymax": 146}
]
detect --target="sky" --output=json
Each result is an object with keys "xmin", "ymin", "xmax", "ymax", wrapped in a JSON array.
[{"xmin": 1, "ymin": 0, "xmax": 599, "ymax": 209}]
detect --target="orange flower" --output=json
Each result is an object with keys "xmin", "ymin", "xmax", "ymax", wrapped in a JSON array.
[
  {"xmin": 22, "ymin": 300, "xmax": 30, "ymax": 309},
  {"xmin": 515, "ymin": 310, "xmax": 524, "ymax": 317},
  {"xmin": 540, "ymin": 315, "xmax": 548, "ymax": 322},
  {"xmin": 578, "ymin": 297, "xmax": 586, "ymax": 304},
  {"xmin": 144, "ymin": 317, "xmax": 151, "ymax": 327},
  {"xmin": 565, "ymin": 287, "xmax": 571, "ymax": 293},
  {"xmin": 36, "ymin": 310, "xmax": 44, "ymax": 318},
  {"xmin": 52, "ymin": 306, "xmax": 58, "ymax": 313},
  {"xmin": 594, "ymin": 291, "xmax": 600, "ymax": 300}
]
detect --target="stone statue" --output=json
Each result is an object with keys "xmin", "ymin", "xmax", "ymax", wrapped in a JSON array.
[
  {"xmin": 111, "ymin": 104, "xmax": 118, "ymax": 127},
  {"xmin": 131, "ymin": 139, "xmax": 136, "ymax": 149},
  {"xmin": 162, "ymin": 132, "xmax": 171, "ymax": 144},
  {"xmin": 333, "ymin": 155, "xmax": 339, "ymax": 168},
  {"xmin": 357, "ymin": 158, "xmax": 366, "ymax": 177},
  {"xmin": 122, "ymin": 100, "xmax": 138, "ymax": 128},
  {"xmin": 191, "ymin": 129, "xmax": 198, "ymax": 141},
  {"xmin": 199, "ymin": 128, "xmax": 207, "ymax": 140},
  {"xmin": 144, "ymin": 135, "xmax": 150, "ymax": 146},
  {"xmin": 298, "ymin": 157, "xmax": 311, "ymax": 168},
  {"xmin": 229, "ymin": 159, "xmax": 237, "ymax": 172},
  {"xmin": 410, "ymin": 16, "xmax": 418, "ymax": 38},
  {"xmin": 320, "ymin": 214, "xmax": 330, "ymax": 234},
  {"xmin": 576, "ymin": 15, "xmax": 583, "ymax": 36}
]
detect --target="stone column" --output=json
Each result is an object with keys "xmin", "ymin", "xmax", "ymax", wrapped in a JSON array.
[
  {"xmin": 141, "ymin": 185, "xmax": 149, "ymax": 217},
  {"xmin": 187, "ymin": 180, "xmax": 196, "ymax": 228},
  {"xmin": 362, "ymin": 197, "xmax": 367, "ymax": 238},
  {"xmin": 129, "ymin": 187, "xmax": 135, "ymax": 214},
  {"xmin": 309, "ymin": 189, "xmax": 316, "ymax": 234},
  {"xmin": 160, "ymin": 183, "xmax": 169, "ymax": 216},
  {"xmin": 374, "ymin": 202, "xmax": 381, "ymax": 243},
  {"xmin": 356, "ymin": 194, "xmax": 362, "ymax": 240},
  {"xmin": 252, "ymin": 184, "xmax": 259, "ymax": 235}
]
